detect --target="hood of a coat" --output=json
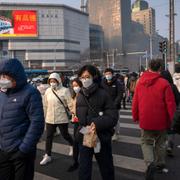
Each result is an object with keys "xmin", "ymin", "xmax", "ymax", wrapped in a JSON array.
[
  {"xmin": 48, "ymin": 73, "xmax": 62, "ymax": 84},
  {"xmin": 0, "ymin": 59, "xmax": 27, "ymax": 91},
  {"xmin": 138, "ymin": 71, "xmax": 161, "ymax": 87}
]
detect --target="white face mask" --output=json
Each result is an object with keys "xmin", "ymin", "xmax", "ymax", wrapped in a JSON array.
[
  {"xmin": 73, "ymin": 87, "xmax": 81, "ymax": 94},
  {"xmin": 0, "ymin": 79, "xmax": 13, "ymax": 89},
  {"xmin": 50, "ymin": 82, "xmax": 58, "ymax": 89},
  {"xmin": 81, "ymin": 78, "xmax": 93, "ymax": 89},
  {"xmin": 105, "ymin": 75, "xmax": 113, "ymax": 81}
]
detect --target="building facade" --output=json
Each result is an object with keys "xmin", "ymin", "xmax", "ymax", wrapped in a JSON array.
[
  {"xmin": 89, "ymin": 24, "xmax": 104, "ymax": 60},
  {"xmin": 132, "ymin": 1, "xmax": 155, "ymax": 36},
  {"xmin": 0, "ymin": 2, "xmax": 89, "ymax": 70},
  {"xmin": 88, "ymin": 0, "xmax": 131, "ymax": 52}
]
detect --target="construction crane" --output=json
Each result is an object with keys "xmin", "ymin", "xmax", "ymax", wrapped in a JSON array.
[{"xmin": 80, "ymin": 0, "xmax": 88, "ymax": 12}]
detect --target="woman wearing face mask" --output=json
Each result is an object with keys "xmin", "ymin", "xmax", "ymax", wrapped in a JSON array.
[
  {"xmin": 40, "ymin": 73, "xmax": 74, "ymax": 165},
  {"xmin": 68, "ymin": 78, "xmax": 82, "ymax": 172},
  {"xmin": 76, "ymin": 65, "xmax": 118, "ymax": 180}
]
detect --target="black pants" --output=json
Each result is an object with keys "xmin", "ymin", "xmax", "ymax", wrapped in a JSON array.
[
  {"xmin": 0, "ymin": 150, "xmax": 35, "ymax": 180},
  {"xmin": 79, "ymin": 141, "xmax": 114, "ymax": 180},
  {"xmin": 46, "ymin": 123, "xmax": 73, "ymax": 156},
  {"xmin": 121, "ymin": 95, "xmax": 126, "ymax": 109},
  {"xmin": 73, "ymin": 123, "xmax": 79, "ymax": 163}
]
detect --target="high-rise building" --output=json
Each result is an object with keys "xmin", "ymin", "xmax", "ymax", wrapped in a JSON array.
[
  {"xmin": 88, "ymin": 0, "xmax": 131, "ymax": 52},
  {"xmin": 132, "ymin": 0, "xmax": 149, "ymax": 12},
  {"xmin": 132, "ymin": 0, "xmax": 155, "ymax": 36}
]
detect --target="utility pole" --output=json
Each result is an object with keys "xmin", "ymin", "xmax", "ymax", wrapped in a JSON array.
[
  {"xmin": 150, "ymin": 34, "xmax": 153, "ymax": 60},
  {"xmin": 169, "ymin": 0, "xmax": 176, "ymax": 74}
]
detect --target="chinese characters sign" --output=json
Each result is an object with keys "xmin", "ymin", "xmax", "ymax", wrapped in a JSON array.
[{"xmin": 0, "ymin": 10, "xmax": 38, "ymax": 37}]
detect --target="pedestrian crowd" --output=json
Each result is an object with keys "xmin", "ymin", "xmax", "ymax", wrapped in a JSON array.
[{"xmin": 0, "ymin": 58, "xmax": 180, "ymax": 180}]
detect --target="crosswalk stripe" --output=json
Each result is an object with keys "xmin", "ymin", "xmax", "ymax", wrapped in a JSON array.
[
  {"xmin": 118, "ymin": 135, "xmax": 141, "ymax": 145},
  {"xmin": 34, "ymin": 172, "xmax": 59, "ymax": 180},
  {"xmin": 120, "ymin": 109, "xmax": 132, "ymax": 113},
  {"xmin": 37, "ymin": 142, "xmax": 146, "ymax": 173},
  {"xmin": 120, "ymin": 123, "xmax": 140, "ymax": 129},
  {"xmin": 120, "ymin": 115, "xmax": 133, "ymax": 119}
]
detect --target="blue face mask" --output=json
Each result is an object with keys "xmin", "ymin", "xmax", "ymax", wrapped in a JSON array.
[{"xmin": 105, "ymin": 75, "xmax": 113, "ymax": 81}]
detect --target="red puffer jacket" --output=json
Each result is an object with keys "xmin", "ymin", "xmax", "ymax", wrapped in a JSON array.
[{"xmin": 132, "ymin": 71, "xmax": 176, "ymax": 130}]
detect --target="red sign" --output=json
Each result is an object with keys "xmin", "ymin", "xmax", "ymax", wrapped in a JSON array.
[
  {"xmin": 0, "ymin": 10, "xmax": 37, "ymax": 37},
  {"xmin": 12, "ymin": 10, "xmax": 37, "ymax": 36}
]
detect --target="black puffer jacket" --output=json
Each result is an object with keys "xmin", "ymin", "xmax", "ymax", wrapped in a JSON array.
[
  {"xmin": 101, "ymin": 77, "xmax": 123, "ymax": 109},
  {"xmin": 76, "ymin": 84, "xmax": 118, "ymax": 143}
]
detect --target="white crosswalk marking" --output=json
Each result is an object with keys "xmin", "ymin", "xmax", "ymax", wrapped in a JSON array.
[
  {"xmin": 34, "ymin": 172, "xmax": 59, "ymax": 180},
  {"xmin": 120, "ymin": 122, "xmax": 140, "ymax": 129},
  {"xmin": 120, "ymin": 115, "xmax": 133, "ymax": 119},
  {"xmin": 120, "ymin": 109, "xmax": 132, "ymax": 113}
]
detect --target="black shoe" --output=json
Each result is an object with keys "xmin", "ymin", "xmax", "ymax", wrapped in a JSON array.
[
  {"xmin": 67, "ymin": 162, "xmax": 79, "ymax": 172},
  {"xmin": 166, "ymin": 147, "xmax": 174, "ymax": 157},
  {"xmin": 156, "ymin": 164, "xmax": 168, "ymax": 174},
  {"xmin": 145, "ymin": 163, "xmax": 156, "ymax": 180}
]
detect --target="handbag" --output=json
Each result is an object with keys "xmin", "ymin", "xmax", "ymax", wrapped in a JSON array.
[
  {"xmin": 83, "ymin": 126, "xmax": 97, "ymax": 148},
  {"xmin": 81, "ymin": 95, "xmax": 98, "ymax": 148},
  {"xmin": 52, "ymin": 89, "xmax": 72, "ymax": 120}
]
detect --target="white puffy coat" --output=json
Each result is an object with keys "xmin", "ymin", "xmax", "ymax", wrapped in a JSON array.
[{"xmin": 44, "ymin": 86, "xmax": 73, "ymax": 124}]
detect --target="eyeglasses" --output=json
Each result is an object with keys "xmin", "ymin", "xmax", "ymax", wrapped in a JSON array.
[{"xmin": 79, "ymin": 76, "xmax": 91, "ymax": 81}]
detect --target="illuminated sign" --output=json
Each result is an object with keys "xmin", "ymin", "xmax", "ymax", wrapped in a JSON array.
[{"xmin": 0, "ymin": 10, "xmax": 38, "ymax": 38}]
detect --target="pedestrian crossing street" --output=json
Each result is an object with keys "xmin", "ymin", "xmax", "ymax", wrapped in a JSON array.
[{"xmin": 34, "ymin": 104, "xmax": 146, "ymax": 180}]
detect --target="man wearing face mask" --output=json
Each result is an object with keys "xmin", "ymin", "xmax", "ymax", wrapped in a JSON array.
[
  {"xmin": 40, "ymin": 72, "xmax": 74, "ymax": 165},
  {"xmin": 0, "ymin": 59, "xmax": 44, "ymax": 180},
  {"xmin": 101, "ymin": 68, "xmax": 123, "ymax": 141}
]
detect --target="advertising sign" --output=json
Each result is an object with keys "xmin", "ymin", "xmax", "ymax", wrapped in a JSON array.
[{"xmin": 0, "ymin": 10, "xmax": 38, "ymax": 37}]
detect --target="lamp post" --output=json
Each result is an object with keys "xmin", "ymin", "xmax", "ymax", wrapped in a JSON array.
[
  {"xmin": 53, "ymin": 42, "xmax": 59, "ymax": 71},
  {"xmin": 150, "ymin": 34, "xmax": 153, "ymax": 60}
]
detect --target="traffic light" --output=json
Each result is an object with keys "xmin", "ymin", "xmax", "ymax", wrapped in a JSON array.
[
  {"xmin": 162, "ymin": 41, "xmax": 167, "ymax": 53},
  {"xmin": 159, "ymin": 42, "xmax": 163, "ymax": 52},
  {"xmin": 159, "ymin": 41, "xmax": 167, "ymax": 53}
]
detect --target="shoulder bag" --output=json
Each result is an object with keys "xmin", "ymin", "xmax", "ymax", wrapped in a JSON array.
[{"xmin": 52, "ymin": 89, "xmax": 72, "ymax": 120}]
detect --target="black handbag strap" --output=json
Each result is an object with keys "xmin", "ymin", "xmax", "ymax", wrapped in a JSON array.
[
  {"xmin": 52, "ymin": 89, "xmax": 69, "ymax": 111},
  {"xmin": 82, "ymin": 94, "xmax": 99, "ymax": 116}
]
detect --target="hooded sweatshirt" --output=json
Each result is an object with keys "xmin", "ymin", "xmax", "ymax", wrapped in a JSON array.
[
  {"xmin": 0, "ymin": 59, "xmax": 44, "ymax": 153},
  {"xmin": 132, "ymin": 71, "xmax": 176, "ymax": 130}
]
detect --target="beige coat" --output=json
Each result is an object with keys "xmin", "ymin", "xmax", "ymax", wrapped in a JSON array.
[{"xmin": 44, "ymin": 86, "xmax": 73, "ymax": 124}]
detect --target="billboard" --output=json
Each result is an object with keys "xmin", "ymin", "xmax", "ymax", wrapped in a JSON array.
[{"xmin": 0, "ymin": 10, "xmax": 38, "ymax": 38}]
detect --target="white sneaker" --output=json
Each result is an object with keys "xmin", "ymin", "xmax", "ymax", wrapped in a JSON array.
[
  {"xmin": 69, "ymin": 146, "xmax": 73, "ymax": 156},
  {"xmin": 112, "ymin": 134, "xmax": 118, "ymax": 141},
  {"xmin": 40, "ymin": 154, "xmax": 52, "ymax": 165}
]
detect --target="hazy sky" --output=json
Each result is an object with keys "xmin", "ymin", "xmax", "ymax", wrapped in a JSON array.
[{"xmin": 1, "ymin": 0, "xmax": 180, "ymax": 41}]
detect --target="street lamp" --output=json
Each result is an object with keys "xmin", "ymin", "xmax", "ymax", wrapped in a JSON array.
[
  {"xmin": 150, "ymin": 34, "xmax": 153, "ymax": 60},
  {"xmin": 53, "ymin": 42, "xmax": 59, "ymax": 71}
]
